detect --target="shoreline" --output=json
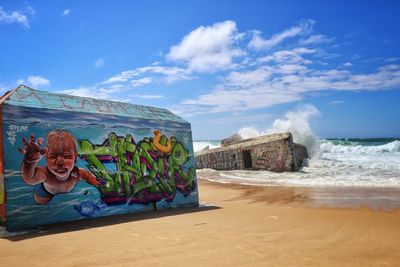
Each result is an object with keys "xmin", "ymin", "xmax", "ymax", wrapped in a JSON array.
[
  {"xmin": 198, "ymin": 178, "xmax": 400, "ymax": 212},
  {"xmin": 0, "ymin": 177, "xmax": 399, "ymax": 266}
]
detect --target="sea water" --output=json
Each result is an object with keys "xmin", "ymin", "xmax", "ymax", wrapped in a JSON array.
[
  {"xmin": 193, "ymin": 105, "xmax": 400, "ymax": 188},
  {"xmin": 194, "ymin": 138, "xmax": 400, "ymax": 188}
]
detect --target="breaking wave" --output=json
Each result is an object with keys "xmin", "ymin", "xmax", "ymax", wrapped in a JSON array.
[
  {"xmin": 320, "ymin": 140, "xmax": 400, "ymax": 154},
  {"xmin": 193, "ymin": 105, "xmax": 400, "ymax": 188},
  {"xmin": 193, "ymin": 140, "xmax": 221, "ymax": 152},
  {"xmin": 238, "ymin": 104, "xmax": 320, "ymax": 157}
]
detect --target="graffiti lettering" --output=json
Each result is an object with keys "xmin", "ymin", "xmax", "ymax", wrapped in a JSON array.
[
  {"xmin": 7, "ymin": 125, "xmax": 28, "ymax": 146},
  {"xmin": 78, "ymin": 130, "xmax": 196, "ymax": 205}
]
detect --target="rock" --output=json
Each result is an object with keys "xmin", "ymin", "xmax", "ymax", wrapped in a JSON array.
[
  {"xmin": 221, "ymin": 133, "xmax": 242, "ymax": 147},
  {"xmin": 200, "ymin": 145, "xmax": 209, "ymax": 151}
]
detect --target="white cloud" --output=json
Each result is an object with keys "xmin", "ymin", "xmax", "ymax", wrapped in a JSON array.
[
  {"xmin": 134, "ymin": 94, "xmax": 164, "ymax": 99},
  {"xmin": 248, "ymin": 19, "xmax": 315, "ymax": 50},
  {"xmin": 299, "ymin": 34, "xmax": 334, "ymax": 45},
  {"xmin": 178, "ymin": 63, "xmax": 400, "ymax": 115},
  {"xmin": 51, "ymin": 19, "xmax": 400, "ymax": 118},
  {"xmin": 28, "ymin": 75, "xmax": 50, "ymax": 87},
  {"xmin": 59, "ymin": 87, "xmax": 95, "ymax": 98},
  {"xmin": 330, "ymin": 100, "xmax": 344, "ymax": 104},
  {"xmin": 58, "ymin": 85, "xmax": 123, "ymax": 100},
  {"xmin": 58, "ymin": 85, "xmax": 165, "ymax": 103},
  {"xmin": 0, "ymin": 6, "xmax": 34, "ymax": 28},
  {"xmin": 94, "ymin": 58, "xmax": 105, "ymax": 68},
  {"xmin": 18, "ymin": 75, "xmax": 50, "ymax": 88},
  {"xmin": 180, "ymin": 84, "xmax": 301, "ymax": 114},
  {"xmin": 144, "ymin": 66, "xmax": 193, "ymax": 83},
  {"xmin": 225, "ymin": 68, "xmax": 272, "ymax": 88},
  {"xmin": 166, "ymin": 20, "xmax": 245, "ymax": 72},
  {"xmin": 103, "ymin": 65, "xmax": 192, "ymax": 85},
  {"xmin": 131, "ymin": 77, "xmax": 152, "ymax": 87},
  {"xmin": 258, "ymin": 47, "xmax": 316, "ymax": 65},
  {"xmin": 103, "ymin": 70, "xmax": 136, "ymax": 84},
  {"xmin": 62, "ymin": 9, "xmax": 71, "ymax": 16},
  {"xmin": 58, "ymin": 65, "xmax": 189, "ymax": 102}
]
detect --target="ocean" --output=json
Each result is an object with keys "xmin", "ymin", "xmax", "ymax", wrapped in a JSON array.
[{"xmin": 193, "ymin": 138, "xmax": 400, "ymax": 188}]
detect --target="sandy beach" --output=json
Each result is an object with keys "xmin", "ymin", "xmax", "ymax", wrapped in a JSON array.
[{"xmin": 1, "ymin": 178, "xmax": 400, "ymax": 267}]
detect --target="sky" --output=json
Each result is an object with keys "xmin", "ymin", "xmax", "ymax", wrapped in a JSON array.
[{"xmin": 1, "ymin": 0, "xmax": 400, "ymax": 140}]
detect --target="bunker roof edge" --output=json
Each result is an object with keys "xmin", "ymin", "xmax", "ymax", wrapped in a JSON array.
[
  {"xmin": 1, "ymin": 85, "xmax": 188, "ymax": 124},
  {"xmin": 196, "ymin": 132, "xmax": 293, "ymax": 155}
]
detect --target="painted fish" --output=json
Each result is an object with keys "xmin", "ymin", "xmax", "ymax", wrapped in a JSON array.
[{"xmin": 74, "ymin": 200, "xmax": 107, "ymax": 217}]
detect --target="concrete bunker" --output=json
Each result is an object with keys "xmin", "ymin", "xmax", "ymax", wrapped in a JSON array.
[
  {"xmin": 0, "ymin": 85, "xmax": 199, "ymax": 231},
  {"xmin": 195, "ymin": 132, "xmax": 308, "ymax": 172}
]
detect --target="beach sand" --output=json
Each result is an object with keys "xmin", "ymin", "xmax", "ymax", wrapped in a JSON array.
[{"xmin": 1, "ymin": 178, "xmax": 400, "ymax": 267}]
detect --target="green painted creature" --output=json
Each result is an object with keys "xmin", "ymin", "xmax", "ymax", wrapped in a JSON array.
[{"xmin": 78, "ymin": 130, "xmax": 196, "ymax": 205}]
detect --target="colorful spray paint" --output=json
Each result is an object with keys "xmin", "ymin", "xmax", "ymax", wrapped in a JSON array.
[{"xmin": 0, "ymin": 85, "xmax": 198, "ymax": 231}]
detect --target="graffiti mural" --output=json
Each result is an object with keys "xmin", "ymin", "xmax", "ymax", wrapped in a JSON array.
[
  {"xmin": 1, "ymin": 86, "xmax": 198, "ymax": 231},
  {"xmin": 19, "ymin": 130, "xmax": 100, "ymax": 205},
  {"xmin": 18, "ymin": 129, "xmax": 196, "ymax": 207},
  {"xmin": 78, "ymin": 130, "xmax": 196, "ymax": 205}
]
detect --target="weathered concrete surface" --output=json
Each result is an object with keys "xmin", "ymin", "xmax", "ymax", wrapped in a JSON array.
[
  {"xmin": 294, "ymin": 143, "xmax": 309, "ymax": 168},
  {"xmin": 196, "ymin": 132, "xmax": 308, "ymax": 172},
  {"xmin": 221, "ymin": 133, "xmax": 242, "ymax": 147}
]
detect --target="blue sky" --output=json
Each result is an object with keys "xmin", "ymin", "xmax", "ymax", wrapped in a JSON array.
[{"xmin": 1, "ymin": 1, "xmax": 400, "ymax": 140}]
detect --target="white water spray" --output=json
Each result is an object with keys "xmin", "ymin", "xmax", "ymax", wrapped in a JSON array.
[{"xmin": 238, "ymin": 104, "xmax": 320, "ymax": 157}]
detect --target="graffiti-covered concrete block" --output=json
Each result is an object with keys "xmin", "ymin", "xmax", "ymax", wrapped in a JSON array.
[
  {"xmin": 0, "ymin": 85, "xmax": 199, "ymax": 231},
  {"xmin": 195, "ymin": 132, "xmax": 308, "ymax": 172}
]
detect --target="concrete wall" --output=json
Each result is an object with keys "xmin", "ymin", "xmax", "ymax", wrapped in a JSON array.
[
  {"xmin": 196, "ymin": 149, "xmax": 243, "ymax": 170},
  {"xmin": 0, "ymin": 86, "xmax": 199, "ymax": 231},
  {"xmin": 196, "ymin": 133, "xmax": 306, "ymax": 172},
  {"xmin": 250, "ymin": 139, "xmax": 296, "ymax": 172}
]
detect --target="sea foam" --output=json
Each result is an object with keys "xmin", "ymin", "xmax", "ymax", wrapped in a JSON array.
[
  {"xmin": 238, "ymin": 104, "xmax": 320, "ymax": 157},
  {"xmin": 193, "ymin": 105, "xmax": 400, "ymax": 188}
]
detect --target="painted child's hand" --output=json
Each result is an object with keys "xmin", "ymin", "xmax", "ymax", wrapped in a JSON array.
[{"xmin": 18, "ymin": 134, "xmax": 48, "ymax": 164}]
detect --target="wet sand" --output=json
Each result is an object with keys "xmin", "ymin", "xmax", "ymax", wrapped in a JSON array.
[{"xmin": 1, "ymin": 179, "xmax": 400, "ymax": 266}]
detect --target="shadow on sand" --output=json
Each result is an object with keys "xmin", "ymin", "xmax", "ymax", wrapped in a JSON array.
[{"xmin": 1, "ymin": 205, "xmax": 221, "ymax": 242}]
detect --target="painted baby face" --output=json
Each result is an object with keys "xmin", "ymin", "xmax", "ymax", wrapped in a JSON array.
[{"xmin": 46, "ymin": 138, "xmax": 76, "ymax": 181}]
